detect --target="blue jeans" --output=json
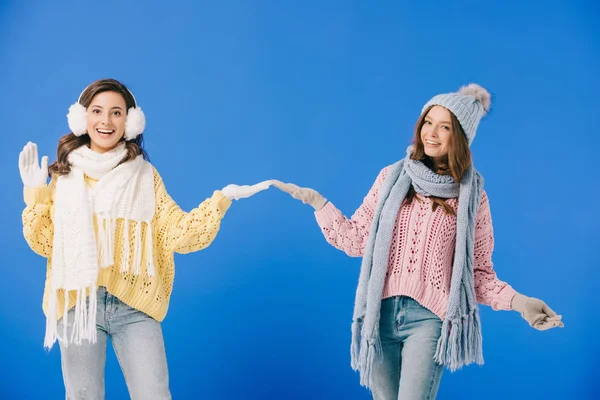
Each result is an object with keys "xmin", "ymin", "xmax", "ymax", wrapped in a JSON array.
[
  {"xmin": 371, "ymin": 296, "xmax": 444, "ymax": 400},
  {"xmin": 58, "ymin": 286, "xmax": 171, "ymax": 400}
]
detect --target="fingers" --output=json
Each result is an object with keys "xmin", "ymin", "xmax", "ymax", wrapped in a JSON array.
[
  {"xmin": 252, "ymin": 180, "xmax": 272, "ymax": 192},
  {"xmin": 32, "ymin": 142, "xmax": 39, "ymax": 167},
  {"xmin": 271, "ymin": 180, "xmax": 287, "ymax": 190},
  {"xmin": 271, "ymin": 180, "xmax": 292, "ymax": 189},
  {"xmin": 223, "ymin": 179, "xmax": 304, "ymax": 200},
  {"xmin": 27, "ymin": 142, "xmax": 34, "ymax": 167},
  {"xmin": 271, "ymin": 180, "xmax": 299, "ymax": 194},
  {"xmin": 541, "ymin": 303, "xmax": 558, "ymax": 318},
  {"xmin": 221, "ymin": 182, "xmax": 268, "ymax": 201},
  {"xmin": 21, "ymin": 141, "xmax": 38, "ymax": 168},
  {"xmin": 243, "ymin": 182, "xmax": 271, "ymax": 197},
  {"xmin": 534, "ymin": 318, "xmax": 564, "ymax": 331},
  {"xmin": 40, "ymin": 155, "xmax": 49, "ymax": 172},
  {"xmin": 24, "ymin": 142, "xmax": 31, "ymax": 167},
  {"xmin": 18, "ymin": 148, "xmax": 26, "ymax": 169},
  {"xmin": 529, "ymin": 313, "xmax": 547, "ymax": 328},
  {"xmin": 530, "ymin": 308, "xmax": 564, "ymax": 330}
]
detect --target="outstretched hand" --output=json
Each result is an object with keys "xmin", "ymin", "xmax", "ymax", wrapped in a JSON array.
[
  {"xmin": 511, "ymin": 293, "xmax": 564, "ymax": 331},
  {"xmin": 271, "ymin": 180, "xmax": 327, "ymax": 211},
  {"xmin": 221, "ymin": 180, "xmax": 272, "ymax": 200}
]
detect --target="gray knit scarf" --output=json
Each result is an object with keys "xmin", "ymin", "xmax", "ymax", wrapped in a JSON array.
[{"xmin": 350, "ymin": 146, "xmax": 484, "ymax": 388}]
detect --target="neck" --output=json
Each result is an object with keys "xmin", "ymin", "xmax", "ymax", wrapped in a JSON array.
[
  {"xmin": 88, "ymin": 140, "xmax": 126, "ymax": 154},
  {"xmin": 426, "ymin": 156, "xmax": 449, "ymax": 174}
]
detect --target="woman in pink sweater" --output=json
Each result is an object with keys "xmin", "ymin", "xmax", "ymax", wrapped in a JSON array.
[{"xmin": 273, "ymin": 84, "xmax": 563, "ymax": 399}]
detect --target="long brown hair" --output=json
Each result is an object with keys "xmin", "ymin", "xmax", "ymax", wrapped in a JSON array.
[
  {"xmin": 405, "ymin": 105, "xmax": 472, "ymax": 215},
  {"xmin": 49, "ymin": 79, "xmax": 149, "ymax": 176}
]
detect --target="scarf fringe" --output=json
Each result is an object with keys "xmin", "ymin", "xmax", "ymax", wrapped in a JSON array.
[
  {"xmin": 43, "ymin": 289, "xmax": 58, "ymax": 349},
  {"xmin": 43, "ymin": 285, "xmax": 98, "ymax": 350},
  {"xmin": 434, "ymin": 310, "xmax": 484, "ymax": 372},
  {"xmin": 350, "ymin": 318, "xmax": 382, "ymax": 390},
  {"xmin": 97, "ymin": 214, "xmax": 114, "ymax": 269},
  {"xmin": 120, "ymin": 220, "xmax": 131, "ymax": 274},
  {"xmin": 133, "ymin": 222, "xmax": 142, "ymax": 275},
  {"xmin": 97, "ymin": 217, "xmax": 154, "ymax": 277},
  {"xmin": 350, "ymin": 319, "xmax": 361, "ymax": 370}
]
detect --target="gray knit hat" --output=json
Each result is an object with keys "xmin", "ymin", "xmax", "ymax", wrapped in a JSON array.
[{"xmin": 421, "ymin": 83, "xmax": 491, "ymax": 145}]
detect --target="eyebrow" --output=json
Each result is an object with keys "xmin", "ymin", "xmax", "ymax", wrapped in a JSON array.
[
  {"xmin": 89, "ymin": 105, "xmax": 124, "ymax": 111},
  {"xmin": 425, "ymin": 116, "xmax": 452, "ymax": 125}
]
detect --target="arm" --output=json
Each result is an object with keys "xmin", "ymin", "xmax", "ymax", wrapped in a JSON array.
[
  {"xmin": 22, "ymin": 178, "xmax": 55, "ymax": 258},
  {"xmin": 313, "ymin": 166, "xmax": 390, "ymax": 257},
  {"xmin": 473, "ymin": 191, "xmax": 517, "ymax": 310},
  {"xmin": 152, "ymin": 168, "xmax": 232, "ymax": 254},
  {"xmin": 473, "ymin": 192, "xmax": 564, "ymax": 330}
]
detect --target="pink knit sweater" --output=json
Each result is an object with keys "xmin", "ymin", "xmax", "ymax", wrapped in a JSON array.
[{"xmin": 314, "ymin": 165, "xmax": 517, "ymax": 320}]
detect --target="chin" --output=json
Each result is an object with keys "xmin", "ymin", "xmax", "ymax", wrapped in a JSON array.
[
  {"xmin": 424, "ymin": 148, "xmax": 447, "ymax": 159},
  {"xmin": 423, "ymin": 150, "xmax": 437, "ymax": 158},
  {"xmin": 89, "ymin": 138, "xmax": 123, "ymax": 153}
]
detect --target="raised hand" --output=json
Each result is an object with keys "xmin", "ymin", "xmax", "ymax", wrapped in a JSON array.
[{"xmin": 18, "ymin": 142, "xmax": 49, "ymax": 187}]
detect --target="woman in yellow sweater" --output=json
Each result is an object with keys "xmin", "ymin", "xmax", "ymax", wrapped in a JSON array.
[{"xmin": 19, "ymin": 78, "xmax": 270, "ymax": 399}]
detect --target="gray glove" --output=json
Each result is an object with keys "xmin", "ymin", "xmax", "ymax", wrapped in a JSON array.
[
  {"xmin": 271, "ymin": 180, "xmax": 327, "ymax": 211},
  {"xmin": 19, "ymin": 142, "xmax": 49, "ymax": 187},
  {"xmin": 511, "ymin": 293, "xmax": 564, "ymax": 331}
]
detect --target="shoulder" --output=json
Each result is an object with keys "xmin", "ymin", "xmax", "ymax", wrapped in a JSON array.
[
  {"xmin": 478, "ymin": 189, "xmax": 491, "ymax": 215},
  {"xmin": 378, "ymin": 159, "xmax": 404, "ymax": 182},
  {"xmin": 480, "ymin": 189, "xmax": 489, "ymax": 204},
  {"xmin": 379, "ymin": 165, "xmax": 393, "ymax": 180},
  {"xmin": 146, "ymin": 162, "xmax": 165, "ymax": 191}
]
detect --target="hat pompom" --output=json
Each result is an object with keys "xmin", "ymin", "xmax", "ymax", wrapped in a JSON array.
[{"xmin": 459, "ymin": 83, "xmax": 491, "ymax": 114}]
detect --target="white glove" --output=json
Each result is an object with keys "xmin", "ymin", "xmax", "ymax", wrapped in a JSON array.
[
  {"xmin": 221, "ymin": 180, "xmax": 272, "ymax": 200},
  {"xmin": 19, "ymin": 142, "xmax": 49, "ymax": 187}
]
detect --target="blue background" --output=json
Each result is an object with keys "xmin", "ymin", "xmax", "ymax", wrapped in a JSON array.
[{"xmin": 1, "ymin": 1, "xmax": 598, "ymax": 399}]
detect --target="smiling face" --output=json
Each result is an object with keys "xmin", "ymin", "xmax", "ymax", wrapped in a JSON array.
[
  {"xmin": 86, "ymin": 91, "xmax": 127, "ymax": 153},
  {"xmin": 419, "ymin": 105, "xmax": 454, "ymax": 167}
]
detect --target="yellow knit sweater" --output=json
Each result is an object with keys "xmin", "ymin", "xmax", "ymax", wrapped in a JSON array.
[{"xmin": 22, "ymin": 166, "xmax": 232, "ymax": 321}]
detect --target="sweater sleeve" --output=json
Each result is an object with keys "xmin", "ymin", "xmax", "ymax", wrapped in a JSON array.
[
  {"xmin": 473, "ymin": 191, "xmax": 517, "ymax": 310},
  {"xmin": 22, "ymin": 177, "xmax": 56, "ymax": 258},
  {"xmin": 152, "ymin": 167, "xmax": 232, "ymax": 254},
  {"xmin": 313, "ymin": 166, "xmax": 390, "ymax": 257}
]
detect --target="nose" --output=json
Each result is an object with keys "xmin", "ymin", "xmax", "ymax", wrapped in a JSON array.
[{"xmin": 101, "ymin": 113, "xmax": 111, "ymax": 126}]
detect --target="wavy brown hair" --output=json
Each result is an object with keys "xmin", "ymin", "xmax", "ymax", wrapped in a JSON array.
[
  {"xmin": 405, "ymin": 105, "xmax": 472, "ymax": 215},
  {"xmin": 49, "ymin": 79, "xmax": 149, "ymax": 176}
]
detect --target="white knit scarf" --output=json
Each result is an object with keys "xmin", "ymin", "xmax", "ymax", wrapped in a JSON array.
[{"xmin": 45, "ymin": 142, "xmax": 155, "ymax": 349}]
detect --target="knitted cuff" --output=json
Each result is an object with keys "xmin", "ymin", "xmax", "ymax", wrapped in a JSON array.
[
  {"xmin": 212, "ymin": 190, "xmax": 232, "ymax": 217},
  {"xmin": 491, "ymin": 285, "xmax": 519, "ymax": 311},
  {"xmin": 23, "ymin": 185, "xmax": 52, "ymax": 207},
  {"xmin": 314, "ymin": 201, "xmax": 339, "ymax": 225}
]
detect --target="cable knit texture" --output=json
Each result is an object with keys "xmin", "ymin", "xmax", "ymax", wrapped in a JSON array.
[
  {"xmin": 315, "ymin": 165, "xmax": 516, "ymax": 321},
  {"xmin": 22, "ymin": 165, "xmax": 231, "ymax": 346},
  {"xmin": 46, "ymin": 144, "xmax": 158, "ymax": 348}
]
